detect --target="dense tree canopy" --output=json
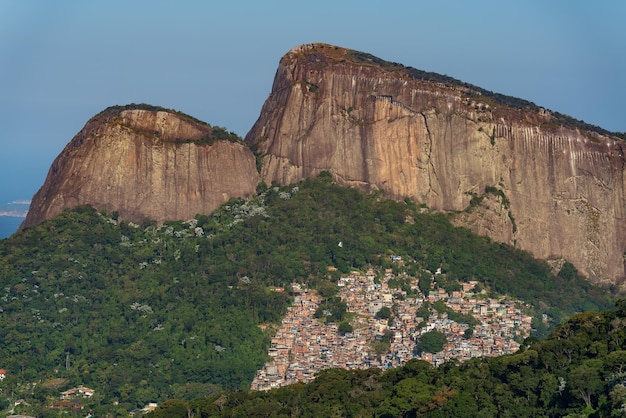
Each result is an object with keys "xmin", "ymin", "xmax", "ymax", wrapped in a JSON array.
[{"xmin": 0, "ymin": 173, "xmax": 614, "ymax": 414}]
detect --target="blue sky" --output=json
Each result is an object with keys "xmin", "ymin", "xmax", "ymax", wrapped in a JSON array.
[{"xmin": 1, "ymin": 1, "xmax": 624, "ymax": 229}]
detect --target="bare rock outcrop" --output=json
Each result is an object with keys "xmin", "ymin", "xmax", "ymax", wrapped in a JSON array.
[
  {"xmin": 21, "ymin": 105, "xmax": 259, "ymax": 228},
  {"xmin": 246, "ymin": 43, "xmax": 626, "ymax": 286}
]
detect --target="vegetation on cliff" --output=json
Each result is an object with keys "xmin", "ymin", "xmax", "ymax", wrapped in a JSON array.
[
  {"xmin": 349, "ymin": 48, "xmax": 624, "ymax": 139},
  {"xmin": 96, "ymin": 103, "xmax": 242, "ymax": 145},
  {"xmin": 0, "ymin": 174, "xmax": 613, "ymax": 414},
  {"xmin": 292, "ymin": 43, "xmax": 622, "ymax": 139}
]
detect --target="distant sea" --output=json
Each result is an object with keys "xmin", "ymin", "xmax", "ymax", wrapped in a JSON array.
[{"xmin": 0, "ymin": 217, "xmax": 23, "ymax": 239}]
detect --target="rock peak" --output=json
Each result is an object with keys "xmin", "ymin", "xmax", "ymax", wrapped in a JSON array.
[
  {"xmin": 247, "ymin": 44, "xmax": 626, "ymax": 286},
  {"xmin": 21, "ymin": 105, "xmax": 259, "ymax": 229}
]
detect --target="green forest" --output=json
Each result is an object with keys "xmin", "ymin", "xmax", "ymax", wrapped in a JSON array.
[{"xmin": 0, "ymin": 173, "xmax": 615, "ymax": 415}]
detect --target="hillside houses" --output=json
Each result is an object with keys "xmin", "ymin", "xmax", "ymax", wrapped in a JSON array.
[
  {"xmin": 251, "ymin": 271, "xmax": 532, "ymax": 391},
  {"xmin": 59, "ymin": 386, "xmax": 95, "ymax": 400}
]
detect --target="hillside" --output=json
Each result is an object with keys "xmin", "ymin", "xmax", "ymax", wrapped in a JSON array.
[
  {"xmin": 0, "ymin": 175, "xmax": 613, "ymax": 415},
  {"xmin": 149, "ymin": 303, "xmax": 626, "ymax": 417}
]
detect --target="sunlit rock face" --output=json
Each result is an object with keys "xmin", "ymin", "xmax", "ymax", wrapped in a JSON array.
[
  {"xmin": 246, "ymin": 43, "xmax": 626, "ymax": 286},
  {"xmin": 22, "ymin": 106, "xmax": 259, "ymax": 228}
]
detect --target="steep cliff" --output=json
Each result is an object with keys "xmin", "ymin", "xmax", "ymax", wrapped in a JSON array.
[
  {"xmin": 21, "ymin": 105, "xmax": 259, "ymax": 228},
  {"xmin": 246, "ymin": 43, "xmax": 626, "ymax": 286}
]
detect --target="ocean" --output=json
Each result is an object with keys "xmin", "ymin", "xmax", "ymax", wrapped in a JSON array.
[{"xmin": 0, "ymin": 217, "xmax": 23, "ymax": 239}]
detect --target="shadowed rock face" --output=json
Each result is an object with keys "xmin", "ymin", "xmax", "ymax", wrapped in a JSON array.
[
  {"xmin": 246, "ymin": 43, "xmax": 626, "ymax": 286},
  {"xmin": 21, "ymin": 106, "xmax": 259, "ymax": 228}
]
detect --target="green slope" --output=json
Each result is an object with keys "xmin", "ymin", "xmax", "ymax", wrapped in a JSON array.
[{"xmin": 0, "ymin": 173, "xmax": 614, "ymax": 414}]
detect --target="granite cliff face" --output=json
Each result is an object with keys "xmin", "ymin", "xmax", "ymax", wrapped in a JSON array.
[
  {"xmin": 246, "ymin": 43, "xmax": 626, "ymax": 286},
  {"xmin": 21, "ymin": 105, "xmax": 259, "ymax": 228},
  {"xmin": 22, "ymin": 44, "xmax": 626, "ymax": 286}
]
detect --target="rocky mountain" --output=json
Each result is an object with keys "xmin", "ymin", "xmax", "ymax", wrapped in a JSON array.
[
  {"xmin": 20, "ymin": 105, "xmax": 259, "ymax": 228},
  {"xmin": 22, "ymin": 44, "xmax": 625, "ymax": 287},
  {"xmin": 246, "ymin": 43, "xmax": 626, "ymax": 286}
]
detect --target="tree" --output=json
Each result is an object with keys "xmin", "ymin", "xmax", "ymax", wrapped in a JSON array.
[
  {"xmin": 569, "ymin": 359, "xmax": 605, "ymax": 409},
  {"xmin": 416, "ymin": 330, "xmax": 447, "ymax": 354},
  {"xmin": 370, "ymin": 341, "xmax": 391, "ymax": 358},
  {"xmin": 338, "ymin": 321, "xmax": 353, "ymax": 336},
  {"xmin": 147, "ymin": 399, "xmax": 190, "ymax": 418},
  {"xmin": 558, "ymin": 261, "xmax": 578, "ymax": 281},
  {"xmin": 387, "ymin": 377, "xmax": 436, "ymax": 414},
  {"xmin": 375, "ymin": 306, "xmax": 392, "ymax": 320},
  {"xmin": 317, "ymin": 281, "xmax": 339, "ymax": 298},
  {"xmin": 418, "ymin": 272, "xmax": 431, "ymax": 295}
]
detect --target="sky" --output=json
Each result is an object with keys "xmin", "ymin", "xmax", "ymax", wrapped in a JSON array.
[{"xmin": 1, "ymin": 0, "xmax": 624, "ymax": 236}]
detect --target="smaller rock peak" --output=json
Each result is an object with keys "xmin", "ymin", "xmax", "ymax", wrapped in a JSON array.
[{"xmin": 20, "ymin": 104, "xmax": 257, "ymax": 230}]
